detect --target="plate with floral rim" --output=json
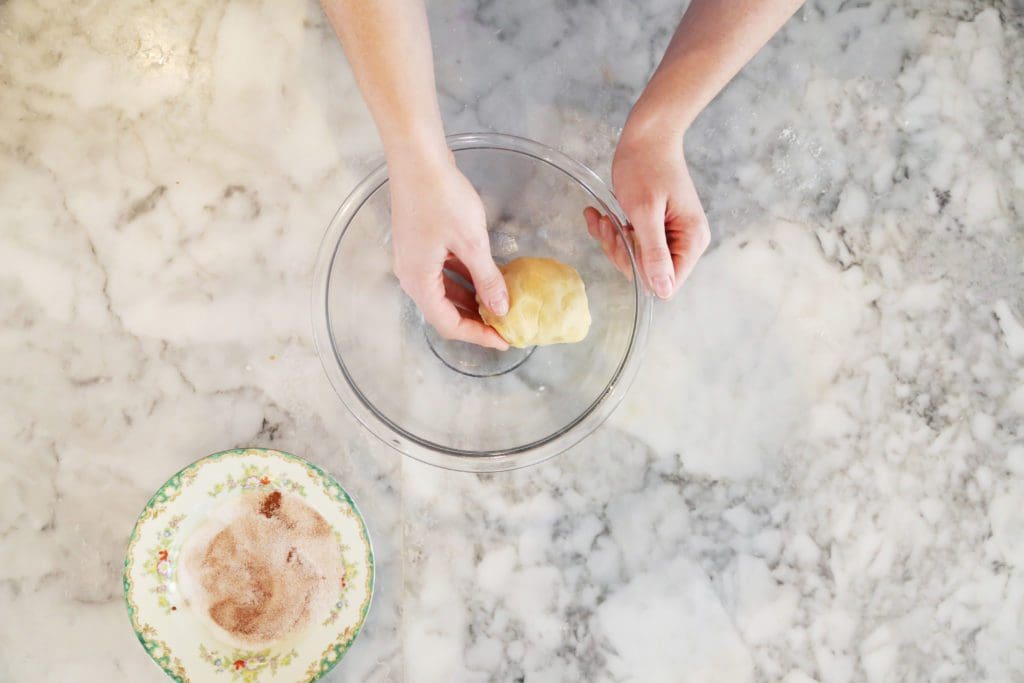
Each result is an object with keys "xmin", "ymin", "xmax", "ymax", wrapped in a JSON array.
[{"xmin": 123, "ymin": 448, "xmax": 374, "ymax": 683}]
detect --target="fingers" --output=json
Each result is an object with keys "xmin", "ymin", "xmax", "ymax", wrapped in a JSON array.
[
  {"xmin": 457, "ymin": 237, "xmax": 509, "ymax": 316},
  {"xmin": 442, "ymin": 254, "xmax": 472, "ymax": 285},
  {"xmin": 666, "ymin": 212, "xmax": 711, "ymax": 287},
  {"xmin": 606, "ymin": 217, "xmax": 639, "ymax": 282},
  {"xmin": 584, "ymin": 208, "xmax": 634, "ymax": 281},
  {"xmin": 442, "ymin": 272, "xmax": 478, "ymax": 313},
  {"xmin": 397, "ymin": 253, "xmax": 509, "ymax": 350},
  {"xmin": 626, "ymin": 199, "xmax": 676, "ymax": 299},
  {"xmin": 415, "ymin": 275, "xmax": 509, "ymax": 350}
]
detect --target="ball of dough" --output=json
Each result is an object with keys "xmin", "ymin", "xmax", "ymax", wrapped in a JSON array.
[{"xmin": 479, "ymin": 257, "xmax": 591, "ymax": 348}]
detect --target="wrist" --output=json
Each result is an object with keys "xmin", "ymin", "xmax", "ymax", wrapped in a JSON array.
[
  {"xmin": 383, "ymin": 124, "xmax": 453, "ymax": 176},
  {"xmin": 623, "ymin": 74, "xmax": 704, "ymax": 147},
  {"xmin": 622, "ymin": 100, "xmax": 688, "ymax": 152},
  {"xmin": 386, "ymin": 145, "xmax": 455, "ymax": 184},
  {"xmin": 619, "ymin": 100, "xmax": 689, "ymax": 158}
]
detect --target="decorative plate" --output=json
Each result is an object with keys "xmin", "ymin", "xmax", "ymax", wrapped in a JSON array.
[{"xmin": 124, "ymin": 448, "xmax": 374, "ymax": 682}]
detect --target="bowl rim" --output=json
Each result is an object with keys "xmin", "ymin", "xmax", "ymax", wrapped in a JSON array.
[{"xmin": 312, "ymin": 132, "xmax": 653, "ymax": 472}]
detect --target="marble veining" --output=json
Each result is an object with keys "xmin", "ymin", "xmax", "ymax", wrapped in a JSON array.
[{"xmin": 1, "ymin": 0, "xmax": 1023, "ymax": 681}]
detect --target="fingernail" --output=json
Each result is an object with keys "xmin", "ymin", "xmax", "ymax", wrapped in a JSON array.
[
  {"xmin": 652, "ymin": 275, "xmax": 673, "ymax": 299},
  {"xmin": 490, "ymin": 293, "xmax": 509, "ymax": 316}
]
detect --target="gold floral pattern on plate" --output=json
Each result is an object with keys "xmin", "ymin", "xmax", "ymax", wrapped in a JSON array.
[
  {"xmin": 123, "ymin": 448, "xmax": 374, "ymax": 683},
  {"xmin": 198, "ymin": 644, "xmax": 299, "ymax": 682}
]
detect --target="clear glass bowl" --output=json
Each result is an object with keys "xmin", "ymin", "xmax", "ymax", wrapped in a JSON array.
[{"xmin": 312, "ymin": 133, "xmax": 652, "ymax": 472}]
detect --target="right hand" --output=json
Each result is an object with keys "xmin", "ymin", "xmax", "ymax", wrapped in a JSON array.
[{"xmin": 388, "ymin": 154, "xmax": 510, "ymax": 350}]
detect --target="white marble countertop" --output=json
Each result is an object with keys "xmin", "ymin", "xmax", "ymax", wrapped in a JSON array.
[{"xmin": 2, "ymin": 1, "xmax": 1023, "ymax": 681}]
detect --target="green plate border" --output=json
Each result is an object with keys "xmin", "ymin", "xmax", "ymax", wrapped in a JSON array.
[{"xmin": 123, "ymin": 448, "xmax": 375, "ymax": 682}]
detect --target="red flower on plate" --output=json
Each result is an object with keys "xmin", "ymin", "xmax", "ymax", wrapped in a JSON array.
[
  {"xmin": 157, "ymin": 549, "xmax": 168, "ymax": 562},
  {"xmin": 260, "ymin": 476, "xmax": 270, "ymax": 486},
  {"xmin": 233, "ymin": 660, "xmax": 245, "ymax": 671}
]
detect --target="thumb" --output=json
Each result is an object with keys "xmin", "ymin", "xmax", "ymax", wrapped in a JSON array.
[
  {"xmin": 459, "ymin": 241, "xmax": 509, "ymax": 316},
  {"xmin": 628, "ymin": 200, "xmax": 675, "ymax": 299}
]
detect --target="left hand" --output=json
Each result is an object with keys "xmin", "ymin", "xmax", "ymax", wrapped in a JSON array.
[{"xmin": 586, "ymin": 123, "xmax": 711, "ymax": 299}]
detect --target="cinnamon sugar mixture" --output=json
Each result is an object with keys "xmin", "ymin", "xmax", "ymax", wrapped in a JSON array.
[{"xmin": 178, "ymin": 490, "xmax": 343, "ymax": 648}]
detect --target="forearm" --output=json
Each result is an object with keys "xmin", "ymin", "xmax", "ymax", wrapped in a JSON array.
[
  {"xmin": 627, "ymin": 0, "xmax": 804, "ymax": 141},
  {"xmin": 322, "ymin": 0, "xmax": 448, "ymax": 167}
]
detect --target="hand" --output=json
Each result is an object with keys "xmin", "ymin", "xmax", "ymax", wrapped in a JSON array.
[
  {"xmin": 389, "ymin": 154, "xmax": 510, "ymax": 350},
  {"xmin": 586, "ymin": 123, "xmax": 710, "ymax": 299}
]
